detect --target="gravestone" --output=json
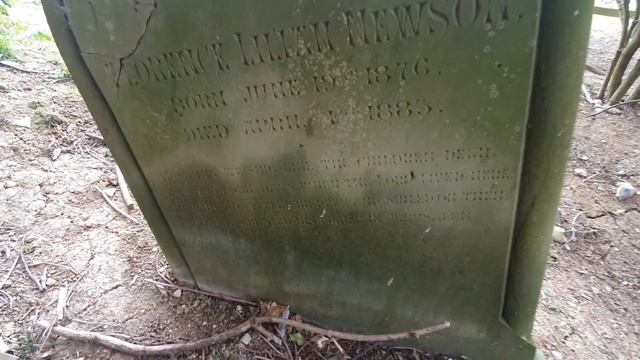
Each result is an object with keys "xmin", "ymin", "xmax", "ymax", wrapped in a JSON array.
[{"xmin": 43, "ymin": 0, "xmax": 593, "ymax": 358}]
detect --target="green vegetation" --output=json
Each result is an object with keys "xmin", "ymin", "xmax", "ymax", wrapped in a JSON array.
[
  {"xmin": 33, "ymin": 30, "xmax": 52, "ymax": 41},
  {"xmin": 0, "ymin": 37, "xmax": 10, "ymax": 59},
  {"xmin": 17, "ymin": 330, "xmax": 36, "ymax": 360},
  {"xmin": 0, "ymin": 7, "xmax": 13, "ymax": 59}
]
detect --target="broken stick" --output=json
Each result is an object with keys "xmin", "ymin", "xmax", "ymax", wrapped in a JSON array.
[
  {"xmin": 143, "ymin": 278, "xmax": 257, "ymax": 306},
  {"xmin": 0, "ymin": 253, "xmax": 19, "ymax": 289},
  {"xmin": 38, "ymin": 318, "xmax": 450, "ymax": 357},
  {"xmin": 114, "ymin": 165, "xmax": 135, "ymax": 210},
  {"xmin": 18, "ymin": 251, "xmax": 45, "ymax": 292},
  {"xmin": 95, "ymin": 186, "xmax": 141, "ymax": 225}
]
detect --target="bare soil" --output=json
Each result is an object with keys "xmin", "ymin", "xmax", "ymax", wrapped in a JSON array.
[{"xmin": 0, "ymin": 2, "xmax": 638, "ymax": 360}]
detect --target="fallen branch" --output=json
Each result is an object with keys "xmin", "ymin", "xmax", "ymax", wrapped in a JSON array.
[
  {"xmin": 581, "ymin": 84, "xmax": 598, "ymax": 105},
  {"xmin": 30, "ymin": 261, "xmax": 79, "ymax": 275},
  {"xmin": 143, "ymin": 278, "xmax": 257, "ymax": 306},
  {"xmin": 589, "ymin": 98, "xmax": 640, "ymax": 117},
  {"xmin": 254, "ymin": 324, "xmax": 282, "ymax": 346},
  {"xmin": 115, "ymin": 165, "xmax": 135, "ymax": 210},
  {"xmin": 0, "ymin": 253, "xmax": 19, "ymax": 289},
  {"xmin": 585, "ymin": 64, "xmax": 606, "ymax": 76},
  {"xmin": 264, "ymin": 318, "xmax": 450, "ymax": 342},
  {"xmin": 566, "ymin": 211, "xmax": 586, "ymax": 244},
  {"xmin": 85, "ymin": 133, "xmax": 104, "ymax": 143},
  {"xmin": 95, "ymin": 186, "xmax": 141, "ymax": 225},
  {"xmin": 18, "ymin": 251, "xmax": 45, "ymax": 292},
  {"xmin": 0, "ymin": 60, "xmax": 46, "ymax": 74},
  {"xmin": 0, "ymin": 289, "xmax": 13, "ymax": 308},
  {"xmin": 38, "ymin": 318, "xmax": 449, "ymax": 357}
]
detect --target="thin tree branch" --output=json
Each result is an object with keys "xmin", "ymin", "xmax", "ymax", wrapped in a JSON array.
[
  {"xmin": 143, "ymin": 279, "xmax": 258, "ymax": 306},
  {"xmin": 0, "ymin": 60, "xmax": 46, "ymax": 73},
  {"xmin": 628, "ymin": 79, "xmax": 640, "ymax": 100},
  {"xmin": 586, "ymin": 64, "xmax": 606, "ymax": 76},
  {"xmin": 600, "ymin": 0, "xmax": 632, "ymax": 98},
  {"xmin": 95, "ymin": 186, "xmax": 141, "ymax": 225},
  {"xmin": 38, "ymin": 318, "xmax": 450, "ymax": 357},
  {"xmin": 609, "ymin": 58, "xmax": 640, "ymax": 103},
  {"xmin": 18, "ymin": 251, "xmax": 45, "ymax": 292},
  {"xmin": 607, "ymin": 17, "xmax": 640, "ymax": 98},
  {"xmin": 38, "ymin": 318, "xmax": 254, "ymax": 356},
  {"xmin": 0, "ymin": 253, "xmax": 20, "ymax": 289},
  {"xmin": 115, "ymin": 165, "xmax": 135, "ymax": 210},
  {"xmin": 589, "ymin": 98, "xmax": 640, "ymax": 116}
]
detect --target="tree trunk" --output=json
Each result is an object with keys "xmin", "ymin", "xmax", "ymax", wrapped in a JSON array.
[
  {"xmin": 600, "ymin": 0, "xmax": 632, "ymax": 99},
  {"xmin": 609, "ymin": 58, "xmax": 640, "ymax": 104},
  {"xmin": 607, "ymin": 25, "xmax": 640, "ymax": 98},
  {"xmin": 627, "ymin": 78, "xmax": 640, "ymax": 102}
]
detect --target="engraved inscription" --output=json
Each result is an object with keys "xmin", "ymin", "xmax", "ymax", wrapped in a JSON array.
[
  {"xmin": 121, "ymin": 0, "xmax": 532, "ymax": 240},
  {"xmin": 234, "ymin": 21, "xmax": 334, "ymax": 66},
  {"xmin": 171, "ymin": 90, "xmax": 227, "ymax": 117}
]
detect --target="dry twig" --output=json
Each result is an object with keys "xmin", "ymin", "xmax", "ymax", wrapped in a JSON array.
[
  {"xmin": 18, "ymin": 251, "xmax": 45, "ymax": 292},
  {"xmin": 589, "ymin": 98, "xmax": 640, "ymax": 116},
  {"xmin": 38, "ymin": 318, "xmax": 450, "ymax": 357},
  {"xmin": 0, "ymin": 252, "xmax": 20, "ymax": 289},
  {"xmin": 566, "ymin": 212, "xmax": 586, "ymax": 244},
  {"xmin": 581, "ymin": 84, "xmax": 598, "ymax": 105},
  {"xmin": 0, "ymin": 60, "xmax": 46, "ymax": 73},
  {"xmin": 254, "ymin": 324, "xmax": 282, "ymax": 346},
  {"xmin": 115, "ymin": 165, "xmax": 135, "ymax": 210},
  {"xmin": 0, "ymin": 289, "xmax": 13, "ymax": 308},
  {"xmin": 585, "ymin": 63, "xmax": 606, "ymax": 76},
  {"xmin": 30, "ymin": 261, "xmax": 79, "ymax": 275},
  {"xmin": 143, "ymin": 278, "xmax": 257, "ymax": 306},
  {"xmin": 95, "ymin": 186, "xmax": 141, "ymax": 225}
]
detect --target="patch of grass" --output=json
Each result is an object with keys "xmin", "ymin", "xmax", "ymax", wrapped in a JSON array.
[
  {"xmin": 0, "ymin": 6, "xmax": 28, "ymax": 60},
  {"xmin": 33, "ymin": 30, "xmax": 52, "ymax": 41},
  {"xmin": 0, "ymin": 36, "xmax": 11, "ymax": 59},
  {"xmin": 17, "ymin": 330, "xmax": 36, "ymax": 360},
  {"xmin": 0, "ymin": 12, "xmax": 12, "ymax": 59}
]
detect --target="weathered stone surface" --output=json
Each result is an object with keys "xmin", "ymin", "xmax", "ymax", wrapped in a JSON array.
[{"xmin": 44, "ymin": 1, "xmax": 593, "ymax": 358}]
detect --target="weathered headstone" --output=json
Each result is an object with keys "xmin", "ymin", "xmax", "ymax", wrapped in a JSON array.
[{"xmin": 44, "ymin": 1, "xmax": 593, "ymax": 358}]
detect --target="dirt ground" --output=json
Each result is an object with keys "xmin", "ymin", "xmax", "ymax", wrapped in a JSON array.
[{"xmin": 0, "ymin": 2, "xmax": 638, "ymax": 360}]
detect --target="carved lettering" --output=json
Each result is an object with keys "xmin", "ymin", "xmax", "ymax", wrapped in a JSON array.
[
  {"xmin": 183, "ymin": 124, "xmax": 229, "ymax": 142},
  {"xmin": 120, "ymin": 42, "xmax": 229, "ymax": 87},
  {"xmin": 234, "ymin": 20, "xmax": 334, "ymax": 67},
  {"xmin": 242, "ymin": 78, "xmax": 305, "ymax": 103},
  {"xmin": 171, "ymin": 90, "xmax": 227, "ymax": 117}
]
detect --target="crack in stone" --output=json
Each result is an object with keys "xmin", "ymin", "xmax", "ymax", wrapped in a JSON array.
[
  {"xmin": 115, "ymin": 0, "xmax": 158, "ymax": 95},
  {"xmin": 87, "ymin": 0, "xmax": 98, "ymax": 28}
]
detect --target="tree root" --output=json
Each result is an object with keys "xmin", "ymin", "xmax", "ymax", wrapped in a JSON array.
[{"xmin": 37, "ymin": 317, "xmax": 450, "ymax": 357}]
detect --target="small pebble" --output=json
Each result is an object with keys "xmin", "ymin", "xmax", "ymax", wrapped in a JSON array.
[
  {"xmin": 8, "ymin": 116, "xmax": 31, "ymax": 128},
  {"xmin": 172, "ymin": 289, "xmax": 182, "ymax": 298},
  {"xmin": 574, "ymin": 168, "xmax": 587, "ymax": 177},
  {"xmin": 552, "ymin": 226, "xmax": 565, "ymax": 243},
  {"xmin": 616, "ymin": 182, "xmax": 637, "ymax": 200},
  {"xmin": 28, "ymin": 100, "xmax": 42, "ymax": 109},
  {"xmin": 551, "ymin": 350, "xmax": 564, "ymax": 360},
  {"xmin": 608, "ymin": 107, "xmax": 623, "ymax": 115},
  {"xmin": 46, "ymin": 278, "xmax": 57, "ymax": 286},
  {"xmin": 50, "ymin": 147, "xmax": 62, "ymax": 161},
  {"xmin": 239, "ymin": 333, "xmax": 252, "ymax": 345},
  {"xmin": 4, "ymin": 180, "xmax": 17, "ymax": 188},
  {"xmin": 104, "ymin": 187, "xmax": 117, "ymax": 197}
]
